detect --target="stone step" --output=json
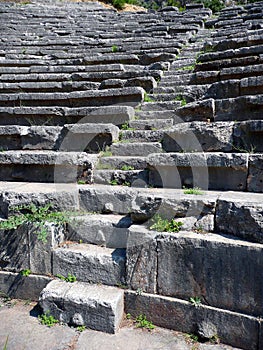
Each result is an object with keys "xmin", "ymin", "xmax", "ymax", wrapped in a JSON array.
[
  {"xmin": 0, "ymin": 106, "xmax": 134, "ymax": 126},
  {"xmin": 53, "ymin": 243, "xmax": 126, "ymax": 286},
  {"xmin": 111, "ymin": 142, "xmax": 162, "ymax": 156},
  {"xmin": 39, "ymin": 280, "xmax": 124, "ymax": 334},
  {"xmin": 120, "ymin": 130, "xmax": 165, "ymax": 142},
  {"xmin": 140, "ymin": 101, "xmax": 179, "ymax": 111},
  {"xmin": 94, "ymin": 169, "xmax": 149, "ymax": 188},
  {"xmin": 127, "ymin": 225, "xmax": 263, "ymax": 319},
  {"xmin": 1, "ymin": 181, "xmax": 262, "ymax": 241},
  {"xmin": 135, "ymin": 110, "xmax": 177, "ymax": 120},
  {"xmin": 162, "ymin": 120, "xmax": 263, "ymax": 153},
  {"xmin": 195, "ymin": 54, "xmax": 263, "ymax": 72},
  {"xmin": 98, "ymin": 156, "xmax": 147, "ymax": 170},
  {"xmin": 125, "ymin": 264, "xmax": 259, "ymax": 350},
  {"xmin": 197, "ymin": 44, "xmax": 263, "ymax": 64},
  {"xmin": 0, "ymin": 81, "xmax": 100, "ymax": 93},
  {"xmin": 0, "ymin": 87, "xmax": 144, "ymax": 108},
  {"xmin": 146, "ymin": 152, "xmax": 263, "ymax": 192},
  {"xmin": 0, "ymin": 150, "xmax": 98, "ymax": 183},
  {"xmin": 67, "ymin": 214, "xmax": 131, "ymax": 248},
  {"xmin": 0, "ymin": 123, "xmax": 119, "ymax": 152},
  {"xmin": 129, "ymin": 118, "xmax": 174, "ymax": 130},
  {"xmin": 0, "ymin": 63, "xmax": 125, "ymax": 74},
  {"xmin": 177, "ymin": 95, "xmax": 263, "ymax": 122}
]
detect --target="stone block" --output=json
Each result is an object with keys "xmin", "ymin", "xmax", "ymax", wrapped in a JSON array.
[
  {"xmin": 39, "ymin": 280, "xmax": 124, "ymax": 333},
  {"xmin": 247, "ymin": 154, "xmax": 263, "ymax": 192},
  {"xmin": 0, "ymin": 271, "xmax": 51, "ymax": 301},
  {"xmin": 162, "ymin": 122, "xmax": 234, "ymax": 152},
  {"xmin": 66, "ymin": 214, "xmax": 131, "ymax": 248},
  {"xmin": 216, "ymin": 192, "xmax": 263, "ymax": 243},
  {"xmin": 125, "ymin": 291, "xmax": 259, "ymax": 350},
  {"xmin": 53, "ymin": 243, "xmax": 126, "ymax": 286},
  {"xmin": 59, "ymin": 123, "xmax": 119, "ymax": 152},
  {"xmin": 176, "ymin": 99, "xmax": 215, "ymax": 121},
  {"xmin": 147, "ymin": 152, "xmax": 248, "ymax": 191}
]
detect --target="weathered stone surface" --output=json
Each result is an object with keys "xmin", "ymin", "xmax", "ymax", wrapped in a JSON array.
[
  {"xmin": 0, "ymin": 222, "xmax": 64, "ymax": 274},
  {"xmin": 124, "ymin": 77, "xmax": 157, "ymax": 92},
  {"xmin": 39, "ymin": 280, "xmax": 124, "ymax": 333},
  {"xmin": 60, "ymin": 123, "xmax": 119, "ymax": 152},
  {"xmin": 94, "ymin": 169, "xmax": 149, "ymax": 188},
  {"xmin": 126, "ymin": 226, "xmax": 158, "ymax": 293},
  {"xmin": 0, "ymin": 106, "xmax": 135, "ymax": 126},
  {"xmin": 0, "ymin": 87, "xmax": 145, "ymax": 108},
  {"xmin": 67, "ymin": 214, "xmax": 131, "ymax": 248},
  {"xmin": 98, "ymin": 156, "xmax": 148, "ymax": 170},
  {"xmin": 247, "ymin": 154, "xmax": 263, "ymax": 192},
  {"xmin": 125, "ymin": 291, "xmax": 259, "ymax": 350},
  {"xmin": 155, "ymin": 231, "xmax": 263, "ymax": 316},
  {"xmin": 0, "ymin": 271, "xmax": 51, "ymax": 301},
  {"xmin": 216, "ymin": 192, "xmax": 263, "ymax": 243},
  {"xmin": 53, "ymin": 243, "xmax": 126, "ymax": 286},
  {"xmin": 21, "ymin": 126, "xmax": 61, "ymax": 150},
  {"xmin": 79, "ymin": 184, "xmax": 137, "ymax": 214},
  {"xmin": 147, "ymin": 152, "xmax": 248, "ymax": 191},
  {"xmin": 111, "ymin": 142, "xmax": 162, "ymax": 156},
  {"xmin": 176, "ymin": 99, "xmax": 215, "ymax": 121},
  {"xmin": 215, "ymin": 95, "xmax": 263, "ymax": 121},
  {"xmin": 162, "ymin": 122, "xmax": 234, "ymax": 152}
]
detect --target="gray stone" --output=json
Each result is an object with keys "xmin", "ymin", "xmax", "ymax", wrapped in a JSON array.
[
  {"xmin": 197, "ymin": 320, "xmax": 218, "ymax": 340},
  {"xmin": 215, "ymin": 192, "xmax": 263, "ymax": 243},
  {"xmin": 0, "ymin": 87, "xmax": 145, "ymax": 108},
  {"xmin": 0, "ymin": 270, "xmax": 51, "ymax": 301},
  {"xmin": 21, "ymin": 126, "xmax": 61, "ymax": 150},
  {"xmin": 111, "ymin": 142, "xmax": 162, "ymax": 156},
  {"xmin": 60, "ymin": 123, "xmax": 119, "ymax": 152},
  {"xmin": 94, "ymin": 169, "xmax": 149, "ymax": 188},
  {"xmin": 162, "ymin": 122, "xmax": 235, "ymax": 152},
  {"xmin": 124, "ymin": 77, "xmax": 157, "ymax": 93},
  {"xmin": 98, "ymin": 156, "xmax": 148, "ymax": 171},
  {"xmin": 125, "ymin": 291, "xmax": 259, "ymax": 350},
  {"xmin": 67, "ymin": 214, "xmax": 131, "ymax": 248},
  {"xmin": 53, "ymin": 243, "xmax": 126, "ymax": 286},
  {"xmin": 0, "ymin": 221, "xmax": 65, "ymax": 274},
  {"xmin": 147, "ymin": 152, "xmax": 248, "ymax": 191},
  {"xmin": 176, "ymin": 99, "xmax": 215, "ymax": 121},
  {"xmin": 247, "ymin": 154, "xmax": 263, "ymax": 192},
  {"xmin": 39, "ymin": 280, "xmax": 124, "ymax": 333}
]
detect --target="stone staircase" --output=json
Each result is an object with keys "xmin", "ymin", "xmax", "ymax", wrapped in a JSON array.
[{"xmin": 0, "ymin": 1, "xmax": 263, "ymax": 349}]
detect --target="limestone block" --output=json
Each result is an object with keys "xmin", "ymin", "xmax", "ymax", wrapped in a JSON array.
[{"xmin": 39, "ymin": 280, "xmax": 124, "ymax": 333}]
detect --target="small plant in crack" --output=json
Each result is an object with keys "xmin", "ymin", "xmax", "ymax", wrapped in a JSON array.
[
  {"xmin": 20, "ymin": 269, "xmax": 31, "ymax": 277},
  {"xmin": 38, "ymin": 311, "xmax": 59, "ymax": 327},
  {"xmin": 150, "ymin": 215, "xmax": 183, "ymax": 233},
  {"xmin": 56, "ymin": 273, "xmax": 77, "ymax": 283},
  {"xmin": 0, "ymin": 204, "xmax": 72, "ymax": 243},
  {"xmin": 189, "ymin": 296, "xmax": 201, "ymax": 307},
  {"xmin": 135, "ymin": 314, "xmax": 155, "ymax": 330}
]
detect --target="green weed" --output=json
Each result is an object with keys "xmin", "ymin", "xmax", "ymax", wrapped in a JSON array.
[
  {"xmin": 20, "ymin": 269, "xmax": 31, "ymax": 277},
  {"xmin": 0, "ymin": 204, "xmax": 72, "ymax": 243},
  {"xmin": 3, "ymin": 336, "xmax": 8, "ymax": 350},
  {"xmin": 189, "ymin": 296, "xmax": 201, "ymax": 307},
  {"xmin": 183, "ymin": 186, "xmax": 204, "ymax": 195},
  {"xmin": 111, "ymin": 45, "xmax": 119, "ymax": 53},
  {"xmin": 76, "ymin": 325, "xmax": 86, "ymax": 332},
  {"xmin": 38, "ymin": 312, "xmax": 59, "ymax": 327},
  {"xmin": 135, "ymin": 314, "xmax": 155, "ymax": 330},
  {"xmin": 144, "ymin": 93, "xmax": 154, "ymax": 103},
  {"xmin": 56, "ymin": 273, "xmax": 77, "ymax": 283},
  {"xmin": 121, "ymin": 165, "xmax": 135, "ymax": 171},
  {"xmin": 150, "ymin": 215, "xmax": 183, "ymax": 233}
]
